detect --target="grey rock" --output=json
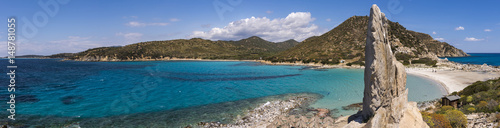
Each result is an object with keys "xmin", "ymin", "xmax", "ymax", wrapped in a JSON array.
[
  {"xmin": 361, "ymin": 4, "xmax": 407, "ymax": 122},
  {"xmin": 345, "ymin": 4, "xmax": 429, "ymax": 128}
]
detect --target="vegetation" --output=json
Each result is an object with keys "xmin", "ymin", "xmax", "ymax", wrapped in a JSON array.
[
  {"xmin": 444, "ymin": 110, "xmax": 467, "ymax": 128},
  {"xmin": 458, "ymin": 77, "xmax": 500, "ymax": 113},
  {"xmin": 411, "ymin": 58, "xmax": 438, "ymax": 66},
  {"xmin": 72, "ymin": 36, "xmax": 299, "ymax": 61},
  {"xmin": 346, "ymin": 60, "xmax": 365, "ymax": 66},
  {"xmin": 422, "ymin": 106, "xmax": 467, "ymax": 128},
  {"xmin": 270, "ymin": 16, "xmax": 467, "ymax": 65},
  {"xmin": 70, "ymin": 16, "xmax": 467, "ymax": 64},
  {"xmin": 422, "ymin": 78, "xmax": 500, "ymax": 128}
]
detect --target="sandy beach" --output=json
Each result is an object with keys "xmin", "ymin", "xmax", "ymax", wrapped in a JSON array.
[{"xmin": 406, "ymin": 68, "xmax": 500, "ymax": 94}]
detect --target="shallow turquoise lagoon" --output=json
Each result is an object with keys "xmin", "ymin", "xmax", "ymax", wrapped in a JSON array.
[{"xmin": 0, "ymin": 59, "xmax": 446, "ymax": 126}]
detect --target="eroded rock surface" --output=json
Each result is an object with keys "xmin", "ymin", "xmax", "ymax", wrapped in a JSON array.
[{"xmin": 345, "ymin": 4, "xmax": 429, "ymax": 128}]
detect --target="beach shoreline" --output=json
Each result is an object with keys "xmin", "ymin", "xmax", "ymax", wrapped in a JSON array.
[
  {"xmin": 406, "ymin": 68, "xmax": 500, "ymax": 94},
  {"xmin": 65, "ymin": 57, "xmax": 500, "ymax": 95}
]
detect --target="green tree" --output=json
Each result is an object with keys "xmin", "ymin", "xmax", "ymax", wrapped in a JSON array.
[{"xmin": 445, "ymin": 109, "xmax": 467, "ymax": 128}]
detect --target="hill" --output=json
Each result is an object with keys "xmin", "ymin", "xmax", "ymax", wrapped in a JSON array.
[
  {"xmin": 269, "ymin": 16, "xmax": 468, "ymax": 65},
  {"xmin": 71, "ymin": 36, "xmax": 298, "ymax": 61}
]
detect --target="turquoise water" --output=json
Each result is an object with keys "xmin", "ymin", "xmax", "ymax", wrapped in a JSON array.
[
  {"xmin": 443, "ymin": 53, "xmax": 500, "ymax": 66},
  {"xmin": 0, "ymin": 59, "xmax": 445, "ymax": 127}
]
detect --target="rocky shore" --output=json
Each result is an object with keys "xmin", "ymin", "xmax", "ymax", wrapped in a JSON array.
[{"xmin": 194, "ymin": 94, "xmax": 343, "ymax": 128}]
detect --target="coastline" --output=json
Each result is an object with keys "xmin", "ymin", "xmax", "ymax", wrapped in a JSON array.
[
  {"xmin": 64, "ymin": 57, "xmax": 500, "ymax": 95},
  {"xmin": 406, "ymin": 68, "xmax": 500, "ymax": 94}
]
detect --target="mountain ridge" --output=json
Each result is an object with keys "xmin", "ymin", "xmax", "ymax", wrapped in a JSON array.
[
  {"xmin": 71, "ymin": 36, "xmax": 298, "ymax": 61},
  {"xmin": 268, "ymin": 16, "xmax": 468, "ymax": 65},
  {"xmin": 68, "ymin": 16, "xmax": 467, "ymax": 63}
]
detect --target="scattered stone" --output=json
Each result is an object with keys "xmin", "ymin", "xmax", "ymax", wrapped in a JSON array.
[{"xmin": 466, "ymin": 113, "xmax": 499, "ymax": 128}]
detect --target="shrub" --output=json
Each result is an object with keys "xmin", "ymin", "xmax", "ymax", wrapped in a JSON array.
[
  {"xmin": 477, "ymin": 101, "xmax": 488, "ymax": 109},
  {"xmin": 467, "ymin": 107, "xmax": 476, "ymax": 113},
  {"xmin": 445, "ymin": 109, "xmax": 467, "ymax": 128},
  {"xmin": 412, "ymin": 58, "xmax": 437, "ymax": 66},
  {"xmin": 466, "ymin": 96, "xmax": 473, "ymax": 103},
  {"xmin": 437, "ymin": 106, "xmax": 454, "ymax": 114},
  {"xmin": 421, "ymin": 112, "xmax": 434, "ymax": 127},
  {"xmin": 431, "ymin": 114, "xmax": 452, "ymax": 128}
]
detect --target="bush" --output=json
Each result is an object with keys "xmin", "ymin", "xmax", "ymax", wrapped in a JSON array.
[
  {"xmin": 466, "ymin": 96, "xmax": 473, "ymax": 103},
  {"xmin": 412, "ymin": 58, "xmax": 437, "ymax": 66},
  {"xmin": 445, "ymin": 109, "xmax": 467, "ymax": 128},
  {"xmin": 421, "ymin": 112, "xmax": 434, "ymax": 127},
  {"xmin": 436, "ymin": 106, "xmax": 454, "ymax": 114},
  {"xmin": 346, "ymin": 61, "xmax": 365, "ymax": 66},
  {"xmin": 477, "ymin": 101, "xmax": 488, "ymax": 110},
  {"xmin": 467, "ymin": 107, "xmax": 476, "ymax": 113},
  {"xmin": 431, "ymin": 114, "xmax": 452, "ymax": 128}
]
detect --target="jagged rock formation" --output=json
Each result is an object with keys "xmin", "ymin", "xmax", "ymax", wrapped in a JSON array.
[
  {"xmin": 345, "ymin": 5, "xmax": 428, "ymax": 128},
  {"xmin": 361, "ymin": 4, "xmax": 408, "ymax": 122}
]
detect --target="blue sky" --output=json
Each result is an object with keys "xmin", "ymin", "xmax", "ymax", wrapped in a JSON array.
[{"xmin": 1, "ymin": 0, "xmax": 499, "ymax": 55}]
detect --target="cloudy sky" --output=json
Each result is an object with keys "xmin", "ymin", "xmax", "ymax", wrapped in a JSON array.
[{"xmin": 1, "ymin": 0, "xmax": 499, "ymax": 55}]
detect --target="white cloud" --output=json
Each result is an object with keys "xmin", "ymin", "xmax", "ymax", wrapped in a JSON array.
[
  {"xmin": 432, "ymin": 31, "xmax": 437, "ymax": 34},
  {"xmin": 116, "ymin": 32, "xmax": 143, "ymax": 41},
  {"xmin": 434, "ymin": 38, "xmax": 444, "ymax": 41},
  {"xmin": 170, "ymin": 18, "xmax": 180, "ymax": 22},
  {"xmin": 188, "ymin": 12, "xmax": 321, "ymax": 42},
  {"xmin": 326, "ymin": 18, "xmax": 331, "ymax": 22},
  {"xmin": 484, "ymin": 29, "xmax": 492, "ymax": 32},
  {"xmin": 126, "ymin": 21, "xmax": 169, "ymax": 27},
  {"xmin": 464, "ymin": 37, "xmax": 484, "ymax": 42},
  {"xmin": 455, "ymin": 26, "xmax": 464, "ymax": 30},
  {"xmin": 266, "ymin": 10, "xmax": 273, "ymax": 14}
]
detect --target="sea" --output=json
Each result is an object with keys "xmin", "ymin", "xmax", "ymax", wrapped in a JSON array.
[
  {"xmin": 0, "ymin": 59, "xmax": 447, "ymax": 127},
  {"xmin": 443, "ymin": 53, "xmax": 500, "ymax": 66}
]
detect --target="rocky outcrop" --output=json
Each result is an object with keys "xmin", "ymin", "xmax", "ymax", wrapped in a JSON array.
[
  {"xmin": 345, "ymin": 4, "xmax": 428, "ymax": 128},
  {"xmin": 466, "ymin": 113, "xmax": 499, "ymax": 128}
]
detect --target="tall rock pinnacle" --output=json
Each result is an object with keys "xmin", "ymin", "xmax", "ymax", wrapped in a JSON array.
[
  {"xmin": 345, "ymin": 4, "xmax": 429, "ymax": 128},
  {"xmin": 362, "ymin": 4, "xmax": 408, "ymax": 122}
]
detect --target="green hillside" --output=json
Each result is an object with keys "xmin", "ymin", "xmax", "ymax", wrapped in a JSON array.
[
  {"xmin": 71, "ymin": 36, "xmax": 298, "ymax": 61},
  {"xmin": 268, "ymin": 16, "xmax": 468, "ymax": 65}
]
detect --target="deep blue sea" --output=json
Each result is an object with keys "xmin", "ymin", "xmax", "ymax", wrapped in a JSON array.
[
  {"xmin": 0, "ymin": 59, "xmax": 446, "ymax": 127},
  {"xmin": 443, "ymin": 53, "xmax": 500, "ymax": 66}
]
